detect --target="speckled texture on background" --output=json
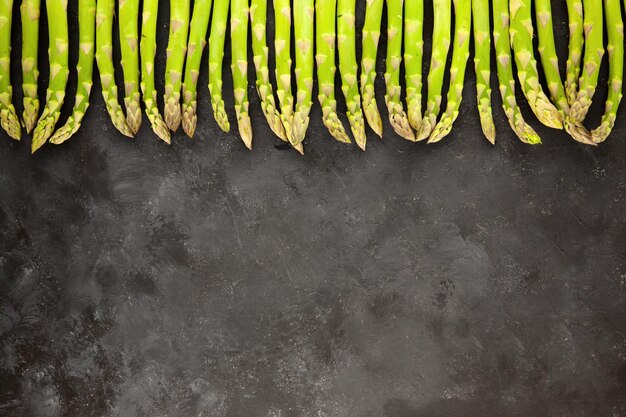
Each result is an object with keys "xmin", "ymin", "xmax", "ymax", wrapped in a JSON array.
[{"xmin": 1, "ymin": 1, "xmax": 626, "ymax": 416}]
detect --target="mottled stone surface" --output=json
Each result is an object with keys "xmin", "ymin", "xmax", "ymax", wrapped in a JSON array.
[{"xmin": 1, "ymin": 1, "xmax": 626, "ymax": 416}]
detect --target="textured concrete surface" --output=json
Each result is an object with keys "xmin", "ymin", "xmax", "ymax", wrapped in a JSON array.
[{"xmin": 1, "ymin": 1, "xmax": 626, "ymax": 416}]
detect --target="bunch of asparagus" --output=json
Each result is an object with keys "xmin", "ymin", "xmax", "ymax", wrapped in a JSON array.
[{"xmin": 0, "ymin": 0, "xmax": 623, "ymax": 153}]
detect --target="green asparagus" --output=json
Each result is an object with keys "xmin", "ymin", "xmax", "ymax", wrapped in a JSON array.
[
  {"xmin": 49, "ymin": 0, "xmax": 96, "ymax": 145},
  {"xmin": 509, "ymin": 0, "xmax": 562, "ymax": 129},
  {"xmin": 208, "ymin": 0, "xmax": 231, "ymax": 133},
  {"xmin": 418, "ymin": 0, "xmax": 451, "ymax": 140},
  {"xmin": 565, "ymin": 0, "xmax": 584, "ymax": 105},
  {"xmin": 20, "ymin": 0, "xmax": 40, "ymax": 134},
  {"xmin": 119, "ymin": 0, "xmax": 141, "ymax": 134},
  {"xmin": 337, "ymin": 0, "xmax": 366, "ymax": 149},
  {"xmin": 273, "ymin": 0, "xmax": 295, "ymax": 144},
  {"xmin": 568, "ymin": 0, "xmax": 604, "ymax": 124},
  {"xmin": 95, "ymin": 0, "xmax": 133, "ymax": 138},
  {"xmin": 404, "ymin": 0, "xmax": 424, "ymax": 132},
  {"xmin": 182, "ymin": 0, "xmax": 212, "ymax": 138},
  {"xmin": 231, "ymin": 0, "xmax": 252, "ymax": 148},
  {"xmin": 292, "ymin": 0, "xmax": 314, "ymax": 145},
  {"xmin": 164, "ymin": 0, "xmax": 190, "ymax": 131},
  {"xmin": 591, "ymin": 0, "xmax": 623, "ymax": 142},
  {"xmin": 250, "ymin": 0, "xmax": 287, "ymax": 141},
  {"xmin": 385, "ymin": 0, "xmax": 413, "ymax": 141},
  {"xmin": 32, "ymin": 0, "xmax": 69, "ymax": 152},
  {"xmin": 428, "ymin": 0, "xmax": 471, "ymax": 143},
  {"xmin": 139, "ymin": 0, "xmax": 170, "ymax": 143},
  {"xmin": 0, "ymin": 0, "xmax": 21, "ymax": 140},
  {"xmin": 472, "ymin": 0, "xmax": 495, "ymax": 143},
  {"xmin": 360, "ymin": 0, "xmax": 384, "ymax": 138},
  {"xmin": 316, "ymin": 0, "xmax": 351, "ymax": 143},
  {"xmin": 492, "ymin": 0, "xmax": 541, "ymax": 144},
  {"xmin": 535, "ymin": 0, "xmax": 594, "ymax": 144}
]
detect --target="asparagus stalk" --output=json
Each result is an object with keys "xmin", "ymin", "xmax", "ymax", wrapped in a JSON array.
[
  {"xmin": 292, "ymin": 0, "xmax": 314, "ymax": 145},
  {"xmin": 139, "ymin": 0, "xmax": 170, "ymax": 143},
  {"xmin": 385, "ymin": 0, "xmax": 414, "ymax": 141},
  {"xmin": 164, "ymin": 0, "xmax": 190, "ymax": 131},
  {"xmin": 591, "ymin": 0, "xmax": 623, "ymax": 142},
  {"xmin": 231, "ymin": 0, "xmax": 252, "ymax": 148},
  {"xmin": 118, "ymin": 0, "xmax": 142, "ymax": 134},
  {"xmin": 360, "ymin": 0, "xmax": 384, "ymax": 138},
  {"xmin": 95, "ymin": 0, "xmax": 133, "ymax": 138},
  {"xmin": 472, "ymin": 0, "xmax": 495, "ymax": 143},
  {"xmin": 182, "ymin": 0, "xmax": 212, "ymax": 138},
  {"xmin": 32, "ymin": 0, "xmax": 69, "ymax": 152},
  {"xmin": 535, "ymin": 0, "xmax": 594, "ymax": 144},
  {"xmin": 337, "ymin": 0, "xmax": 366, "ymax": 149},
  {"xmin": 208, "ymin": 0, "xmax": 231, "ymax": 133},
  {"xmin": 250, "ymin": 0, "xmax": 287, "ymax": 141},
  {"xmin": 417, "ymin": 0, "xmax": 451, "ymax": 140},
  {"xmin": 492, "ymin": 0, "xmax": 541, "ymax": 144},
  {"xmin": 0, "ymin": 0, "xmax": 21, "ymax": 140},
  {"xmin": 404, "ymin": 0, "xmax": 424, "ymax": 132},
  {"xmin": 509, "ymin": 0, "xmax": 562, "ymax": 129},
  {"xmin": 568, "ymin": 0, "xmax": 604, "ymax": 124},
  {"xmin": 565, "ymin": 0, "xmax": 584, "ymax": 106},
  {"xmin": 21, "ymin": 0, "xmax": 40, "ymax": 134},
  {"xmin": 49, "ymin": 0, "xmax": 96, "ymax": 145},
  {"xmin": 273, "ymin": 0, "xmax": 295, "ymax": 144},
  {"xmin": 428, "ymin": 0, "xmax": 471, "ymax": 143},
  {"xmin": 316, "ymin": 0, "xmax": 350, "ymax": 144}
]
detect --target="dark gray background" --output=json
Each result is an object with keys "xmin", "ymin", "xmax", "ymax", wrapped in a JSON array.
[{"xmin": 1, "ymin": 0, "xmax": 626, "ymax": 416}]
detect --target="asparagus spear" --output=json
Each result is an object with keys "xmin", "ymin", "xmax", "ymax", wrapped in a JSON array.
[
  {"xmin": 208, "ymin": 0, "xmax": 231, "ymax": 133},
  {"xmin": 337, "ymin": 0, "xmax": 366, "ymax": 149},
  {"xmin": 0, "ymin": 0, "xmax": 21, "ymax": 140},
  {"xmin": 360, "ymin": 0, "xmax": 384, "ymax": 138},
  {"xmin": 32, "ymin": 0, "xmax": 69, "ymax": 152},
  {"xmin": 508, "ymin": 0, "xmax": 562, "ymax": 129},
  {"xmin": 417, "ymin": 0, "xmax": 451, "ymax": 140},
  {"xmin": 139, "ymin": 0, "xmax": 170, "ymax": 143},
  {"xmin": 385, "ymin": 0, "xmax": 414, "ymax": 141},
  {"xmin": 316, "ymin": 0, "xmax": 351, "ymax": 144},
  {"xmin": 95, "ymin": 0, "xmax": 133, "ymax": 138},
  {"xmin": 404, "ymin": 0, "xmax": 424, "ymax": 132},
  {"xmin": 250, "ymin": 0, "xmax": 287, "ymax": 141},
  {"xmin": 21, "ymin": 0, "xmax": 40, "ymax": 134},
  {"xmin": 428, "ymin": 0, "xmax": 471, "ymax": 143},
  {"xmin": 231, "ymin": 0, "xmax": 252, "ymax": 148},
  {"xmin": 568, "ymin": 0, "xmax": 604, "ymax": 124},
  {"xmin": 591, "ymin": 0, "xmax": 623, "ymax": 142},
  {"xmin": 119, "ymin": 0, "xmax": 142, "ymax": 134},
  {"xmin": 164, "ymin": 0, "xmax": 190, "ymax": 131},
  {"xmin": 49, "ymin": 0, "xmax": 96, "ymax": 144},
  {"xmin": 273, "ymin": 0, "xmax": 295, "ymax": 144},
  {"xmin": 472, "ymin": 0, "xmax": 495, "ymax": 143},
  {"xmin": 492, "ymin": 0, "xmax": 541, "ymax": 144},
  {"xmin": 535, "ymin": 0, "xmax": 594, "ymax": 144},
  {"xmin": 182, "ymin": 0, "xmax": 212, "ymax": 138},
  {"xmin": 565, "ymin": 0, "xmax": 584, "ymax": 106},
  {"xmin": 292, "ymin": 0, "xmax": 314, "ymax": 145}
]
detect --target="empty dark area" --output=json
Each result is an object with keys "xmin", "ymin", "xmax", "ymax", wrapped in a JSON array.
[{"xmin": 1, "ymin": 1, "xmax": 626, "ymax": 416}]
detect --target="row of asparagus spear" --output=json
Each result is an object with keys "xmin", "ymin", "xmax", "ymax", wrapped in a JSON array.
[{"xmin": 0, "ymin": 0, "xmax": 623, "ymax": 153}]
